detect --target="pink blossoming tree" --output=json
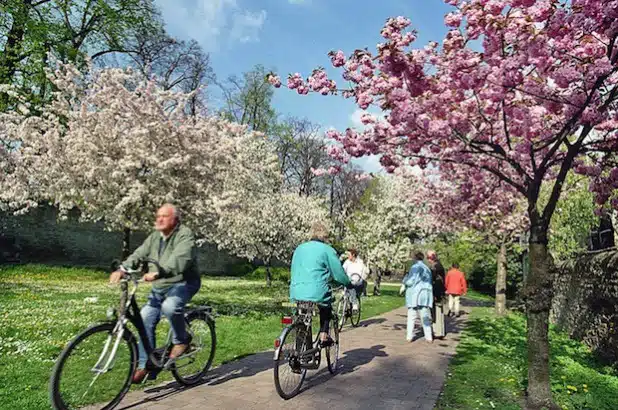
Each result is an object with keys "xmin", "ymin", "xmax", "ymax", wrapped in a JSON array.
[
  {"xmin": 270, "ymin": 1, "xmax": 618, "ymax": 407},
  {"xmin": 409, "ymin": 168, "xmax": 528, "ymax": 316}
]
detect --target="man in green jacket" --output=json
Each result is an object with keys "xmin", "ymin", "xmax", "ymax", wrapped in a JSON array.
[
  {"xmin": 110, "ymin": 203, "xmax": 200, "ymax": 384},
  {"xmin": 290, "ymin": 221, "xmax": 351, "ymax": 344}
]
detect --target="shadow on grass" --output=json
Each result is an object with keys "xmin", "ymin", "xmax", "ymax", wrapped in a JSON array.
[
  {"xmin": 450, "ymin": 314, "xmax": 613, "ymax": 373},
  {"xmin": 461, "ymin": 297, "xmax": 493, "ymax": 308},
  {"xmin": 438, "ymin": 311, "xmax": 618, "ymax": 410}
]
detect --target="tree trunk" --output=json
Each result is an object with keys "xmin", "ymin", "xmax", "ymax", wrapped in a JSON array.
[
  {"xmin": 524, "ymin": 225, "xmax": 558, "ymax": 410},
  {"xmin": 373, "ymin": 269, "xmax": 382, "ymax": 296},
  {"xmin": 495, "ymin": 237, "xmax": 508, "ymax": 316},
  {"xmin": 121, "ymin": 228, "xmax": 131, "ymax": 260},
  {"xmin": 265, "ymin": 262, "xmax": 272, "ymax": 287},
  {"xmin": 329, "ymin": 177, "xmax": 334, "ymax": 221},
  {"xmin": 0, "ymin": 1, "xmax": 32, "ymax": 109}
]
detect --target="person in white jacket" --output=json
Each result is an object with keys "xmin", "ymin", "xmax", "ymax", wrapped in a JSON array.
[{"xmin": 342, "ymin": 248, "xmax": 369, "ymax": 310}]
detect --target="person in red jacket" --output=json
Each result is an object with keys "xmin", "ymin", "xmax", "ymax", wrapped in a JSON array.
[{"xmin": 445, "ymin": 263, "xmax": 467, "ymax": 317}]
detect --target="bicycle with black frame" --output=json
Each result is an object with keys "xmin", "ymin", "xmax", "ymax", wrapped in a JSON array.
[
  {"xmin": 273, "ymin": 299, "xmax": 340, "ymax": 399},
  {"xmin": 49, "ymin": 258, "xmax": 216, "ymax": 410}
]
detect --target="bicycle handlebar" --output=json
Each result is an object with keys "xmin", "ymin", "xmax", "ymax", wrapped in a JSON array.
[
  {"xmin": 119, "ymin": 257, "xmax": 165, "ymax": 280},
  {"xmin": 350, "ymin": 273, "xmax": 362, "ymax": 283}
]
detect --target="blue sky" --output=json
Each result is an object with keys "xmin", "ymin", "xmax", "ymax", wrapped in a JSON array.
[{"xmin": 155, "ymin": 0, "xmax": 454, "ymax": 171}]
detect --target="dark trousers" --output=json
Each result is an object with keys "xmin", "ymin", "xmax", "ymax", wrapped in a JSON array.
[{"xmin": 318, "ymin": 304, "xmax": 331, "ymax": 334}]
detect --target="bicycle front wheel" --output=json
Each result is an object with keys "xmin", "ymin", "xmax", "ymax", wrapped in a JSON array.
[
  {"xmin": 49, "ymin": 322, "xmax": 137, "ymax": 410},
  {"xmin": 171, "ymin": 312, "xmax": 216, "ymax": 386},
  {"xmin": 351, "ymin": 296, "xmax": 361, "ymax": 327},
  {"xmin": 274, "ymin": 324, "xmax": 307, "ymax": 399},
  {"xmin": 336, "ymin": 296, "xmax": 346, "ymax": 332}
]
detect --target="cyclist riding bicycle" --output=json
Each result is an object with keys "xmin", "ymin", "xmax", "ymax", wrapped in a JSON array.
[
  {"xmin": 289, "ymin": 221, "xmax": 351, "ymax": 346},
  {"xmin": 342, "ymin": 248, "xmax": 369, "ymax": 311},
  {"xmin": 109, "ymin": 203, "xmax": 201, "ymax": 384}
]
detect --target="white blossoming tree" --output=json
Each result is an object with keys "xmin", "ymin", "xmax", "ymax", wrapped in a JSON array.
[
  {"xmin": 3, "ymin": 63, "xmax": 280, "ymax": 257},
  {"xmin": 344, "ymin": 174, "xmax": 432, "ymax": 275},
  {"xmin": 213, "ymin": 190, "xmax": 327, "ymax": 286}
]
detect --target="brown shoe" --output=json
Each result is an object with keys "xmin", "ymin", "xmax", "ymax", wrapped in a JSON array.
[
  {"xmin": 132, "ymin": 368, "xmax": 148, "ymax": 384},
  {"xmin": 169, "ymin": 343, "xmax": 189, "ymax": 359}
]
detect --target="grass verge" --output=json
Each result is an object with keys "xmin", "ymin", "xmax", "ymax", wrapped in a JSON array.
[{"xmin": 436, "ymin": 306, "xmax": 618, "ymax": 410}]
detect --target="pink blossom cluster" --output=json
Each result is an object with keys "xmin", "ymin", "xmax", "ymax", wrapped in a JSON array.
[
  {"xmin": 266, "ymin": 74, "xmax": 282, "ymax": 88},
  {"xmin": 326, "ymin": 144, "xmax": 350, "ymax": 164},
  {"xmin": 401, "ymin": 166, "xmax": 528, "ymax": 237},
  {"xmin": 307, "ymin": 69, "xmax": 337, "ymax": 95},
  {"xmin": 329, "ymin": 50, "xmax": 346, "ymax": 67}
]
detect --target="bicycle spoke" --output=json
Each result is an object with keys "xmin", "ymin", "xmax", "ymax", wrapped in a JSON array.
[
  {"xmin": 274, "ymin": 325, "xmax": 306, "ymax": 399},
  {"xmin": 51, "ymin": 324, "xmax": 135, "ymax": 410},
  {"xmin": 171, "ymin": 314, "xmax": 215, "ymax": 385},
  {"xmin": 80, "ymin": 372, "xmax": 102, "ymax": 401}
]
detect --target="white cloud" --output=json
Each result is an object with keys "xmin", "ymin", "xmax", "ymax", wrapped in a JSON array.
[
  {"xmin": 230, "ymin": 9, "xmax": 267, "ymax": 43},
  {"xmin": 352, "ymin": 155, "xmax": 383, "ymax": 174},
  {"xmin": 349, "ymin": 108, "xmax": 366, "ymax": 129},
  {"xmin": 288, "ymin": 0, "xmax": 307, "ymax": 4},
  {"xmin": 155, "ymin": 0, "xmax": 266, "ymax": 51},
  {"xmin": 349, "ymin": 107, "xmax": 382, "ymax": 130}
]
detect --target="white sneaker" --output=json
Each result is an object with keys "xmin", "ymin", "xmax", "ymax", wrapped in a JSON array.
[{"xmin": 352, "ymin": 304, "xmax": 359, "ymax": 311}]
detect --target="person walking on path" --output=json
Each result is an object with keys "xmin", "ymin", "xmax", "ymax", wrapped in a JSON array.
[
  {"xmin": 427, "ymin": 250, "xmax": 446, "ymax": 338},
  {"xmin": 445, "ymin": 263, "xmax": 468, "ymax": 317},
  {"xmin": 400, "ymin": 250, "xmax": 433, "ymax": 343}
]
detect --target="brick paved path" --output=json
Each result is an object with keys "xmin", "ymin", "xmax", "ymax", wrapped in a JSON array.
[{"xmin": 115, "ymin": 306, "xmax": 468, "ymax": 410}]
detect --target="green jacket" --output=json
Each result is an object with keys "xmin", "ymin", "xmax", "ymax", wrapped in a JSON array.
[
  {"xmin": 289, "ymin": 240, "xmax": 351, "ymax": 305},
  {"xmin": 122, "ymin": 224, "xmax": 199, "ymax": 289}
]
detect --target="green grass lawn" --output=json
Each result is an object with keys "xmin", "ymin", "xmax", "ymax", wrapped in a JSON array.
[
  {"xmin": 0, "ymin": 264, "xmax": 402, "ymax": 410},
  {"xmin": 436, "ymin": 305, "xmax": 618, "ymax": 410}
]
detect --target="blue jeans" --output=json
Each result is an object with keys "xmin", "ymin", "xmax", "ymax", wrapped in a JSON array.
[{"xmin": 138, "ymin": 280, "xmax": 201, "ymax": 369}]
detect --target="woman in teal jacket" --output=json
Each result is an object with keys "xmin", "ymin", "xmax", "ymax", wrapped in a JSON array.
[
  {"xmin": 400, "ymin": 250, "xmax": 434, "ymax": 343},
  {"xmin": 290, "ymin": 222, "xmax": 351, "ymax": 344}
]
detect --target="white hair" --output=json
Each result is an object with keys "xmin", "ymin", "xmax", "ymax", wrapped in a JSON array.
[{"xmin": 160, "ymin": 203, "xmax": 181, "ymax": 223}]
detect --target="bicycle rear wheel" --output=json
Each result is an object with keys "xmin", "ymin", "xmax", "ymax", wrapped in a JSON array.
[
  {"xmin": 326, "ymin": 314, "xmax": 340, "ymax": 374},
  {"xmin": 49, "ymin": 322, "xmax": 137, "ymax": 410},
  {"xmin": 171, "ymin": 312, "xmax": 216, "ymax": 386},
  {"xmin": 274, "ymin": 324, "xmax": 308, "ymax": 399},
  {"xmin": 351, "ymin": 296, "xmax": 361, "ymax": 327}
]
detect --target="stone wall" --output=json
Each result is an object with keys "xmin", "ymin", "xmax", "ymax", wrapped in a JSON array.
[
  {"xmin": 0, "ymin": 206, "xmax": 244, "ymax": 274},
  {"xmin": 551, "ymin": 250, "xmax": 618, "ymax": 363}
]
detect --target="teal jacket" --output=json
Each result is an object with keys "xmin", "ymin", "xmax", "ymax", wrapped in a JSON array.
[
  {"xmin": 289, "ymin": 240, "xmax": 351, "ymax": 305},
  {"xmin": 122, "ymin": 224, "xmax": 199, "ymax": 289}
]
